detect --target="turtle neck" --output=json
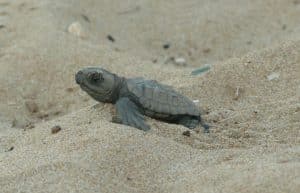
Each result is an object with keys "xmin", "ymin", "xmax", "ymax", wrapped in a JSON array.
[{"xmin": 110, "ymin": 75, "xmax": 126, "ymax": 104}]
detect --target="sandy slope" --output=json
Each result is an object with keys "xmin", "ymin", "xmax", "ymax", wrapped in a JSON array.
[{"xmin": 0, "ymin": 0, "xmax": 299, "ymax": 192}]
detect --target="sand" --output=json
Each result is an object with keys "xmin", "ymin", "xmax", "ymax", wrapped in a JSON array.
[{"xmin": 0, "ymin": 0, "xmax": 299, "ymax": 192}]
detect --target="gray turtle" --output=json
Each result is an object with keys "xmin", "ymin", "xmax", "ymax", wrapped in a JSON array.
[{"xmin": 75, "ymin": 67, "xmax": 209, "ymax": 132}]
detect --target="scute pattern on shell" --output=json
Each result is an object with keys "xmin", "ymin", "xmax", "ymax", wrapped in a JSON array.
[{"xmin": 126, "ymin": 78, "xmax": 200, "ymax": 116}]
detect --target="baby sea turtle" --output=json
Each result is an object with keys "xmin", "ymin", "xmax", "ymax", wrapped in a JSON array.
[{"xmin": 75, "ymin": 67, "xmax": 209, "ymax": 132}]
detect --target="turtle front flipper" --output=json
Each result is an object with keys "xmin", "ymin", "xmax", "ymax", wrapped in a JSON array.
[{"xmin": 112, "ymin": 97, "xmax": 150, "ymax": 131}]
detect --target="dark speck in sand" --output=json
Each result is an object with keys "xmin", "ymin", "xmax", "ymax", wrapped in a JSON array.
[
  {"xmin": 66, "ymin": 87, "xmax": 75, "ymax": 92},
  {"xmin": 163, "ymin": 43, "xmax": 170, "ymax": 49},
  {"xmin": 127, "ymin": 177, "xmax": 133, "ymax": 181},
  {"xmin": 107, "ymin": 35, "xmax": 115, "ymax": 42},
  {"xmin": 51, "ymin": 125, "xmax": 62, "ymax": 134},
  {"xmin": 81, "ymin": 14, "xmax": 90, "ymax": 23},
  {"xmin": 282, "ymin": 24, "xmax": 287, "ymax": 30},
  {"xmin": 203, "ymin": 48, "xmax": 211, "ymax": 54},
  {"xmin": 182, "ymin": 130, "xmax": 191, "ymax": 137},
  {"xmin": 5, "ymin": 146, "xmax": 14, "ymax": 152}
]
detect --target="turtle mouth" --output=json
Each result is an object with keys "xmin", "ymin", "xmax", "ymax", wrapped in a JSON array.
[
  {"xmin": 80, "ymin": 83, "xmax": 100, "ymax": 97},
  {"xmin": 79, "ymin": 82, "xmax": 113, "ymax": 102}
]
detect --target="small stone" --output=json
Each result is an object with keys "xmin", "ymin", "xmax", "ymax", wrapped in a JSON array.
[
  {"xmin": 152, "ymin": 59, "xmax": 157, "ymax": 63},
  {"xmin": 267, "ymin": 72, "xmax": 280, "ymax": 81},
  {"xmin": 53, "ymin": 111, "xmax": 61, "ymax": 116},
  {"xmin": 81, "ymin": 14, "xmax": 90, "ymax": 22},
  {"xmin": 126, "ymin": 177, "xmax": 133, "ymax": 181},
  {"xmin": 193, "ymin": 99, "xmax": 199, "ymax": 103},
  {"xmin": 107, "ymin": 35, "xmax": 115, "ymax": 42},
  {"xmin": 51, "ymin": 125, "xmax": 62, "ymax": 134},
  {"xmin": 0, "ymin": 25, "xmax": 5, "ymax": 29},
  {"xmin": 182, "ymin": 130, "xmax": 191, "ymax": 137},
  {"xmin": 203, "ymin": 48, "xmax": 211, "ymax": 53},
  {"xmin": 5, "ymin": 146, "xmax": 14, "ymax": 152},
  {"xmin": 66, "ymin": 87, "xmax": 75, "ymax": 92},
  {"xmin": 67, "ymin": 22, "xmax": 86, "ymax": 38},
  {"xmin": 163, "ymin": 43, "xmax": 170, "ymax": 49},
  {"xmin": 25, "ymin": 100, "xmax": 39, "ymax": 113},
  {"xmin": 174, "ymin": 57, "xmax": 187, "ymax": 66}
]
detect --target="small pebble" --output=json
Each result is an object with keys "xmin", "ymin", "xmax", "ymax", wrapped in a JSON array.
[
  {"xmin": 267, "ymin": 72, "xmax": 280, "ymax": 81},
  {"xmin": 163, "ymin": 43, "xmax": 170, "ymax": 49},
  {"xmin": 107, "ymin": 35, "xmax": 115, "ymax": 42},
  {"xmin": 66, "ymin": 87, "xmax": 75, "ymax": 92},
  {"xmin": 0, "ymin": 25, "xmax": 5, "ymax": 29},
  {"xmin": 81, "ymin": 14, "xmax": 90, "ymax": 22},
  {"xmin": 68, "ymin": 22, "xmax": 86, "ymax": 38},
  {"xmin": 127, "ymin": 177, "xmax": 133, "ymax": 181},
  {"xmin": 193, "ymin": 100, "xmax": 199, "ymax": 103},
  {"xmin": 203, "ymin": 48, "xmax": 211, "ymax": 53},
  {"xmin": 174, "ymin": 57, "xmax": 187, "ymax": 66},
  {"xmin": 5, "ymin": 146, "xmax": 14, "ymax": 152},
  {"xmin": 53, "ymin": 111, "xmax": 61, "ymax": 116},
  {"xmin": 182, "ymin": 130, "xmax": 191, "ymax": 137},
  {"xmin": 152, "ymin": 59, "xmax": 157, "ymax": 63},
  {"xmin": 51, "ymin": 125, "xmax": 62, "ymax": 134}
]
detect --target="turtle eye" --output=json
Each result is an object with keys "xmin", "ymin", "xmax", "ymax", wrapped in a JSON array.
[{"xmin": 89, "ymin": 72, "xmax": 103, "ymax": 82}]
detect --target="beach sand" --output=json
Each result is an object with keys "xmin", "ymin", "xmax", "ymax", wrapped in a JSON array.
[{"xmin": 0, "ymin": 0, "xmax": 299, "ymax": 192}]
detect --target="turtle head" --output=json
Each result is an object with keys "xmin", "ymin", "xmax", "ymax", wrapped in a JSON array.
[{"xmin": 75, "ymin": 67, "xmax": 120, "ymax": 103}]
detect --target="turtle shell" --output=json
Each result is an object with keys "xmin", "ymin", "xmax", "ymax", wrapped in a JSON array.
[{"xmin": 126, "ymin": 78, "xmax": 200, "ymax": 116}]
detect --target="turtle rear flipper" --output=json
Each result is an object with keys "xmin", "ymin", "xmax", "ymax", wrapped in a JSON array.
[
  {"xmin": 178, "ymin": 116, "xmax": 210, "ymax": 133},
  {"xmin": 112, "ymin": 97, "xmax": 150, "ymax": 131}
]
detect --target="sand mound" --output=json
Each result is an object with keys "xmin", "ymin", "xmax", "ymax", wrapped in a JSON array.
[{"xmin": 0, "ymin": 0, "xmax": 299, "ymax": 192}]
